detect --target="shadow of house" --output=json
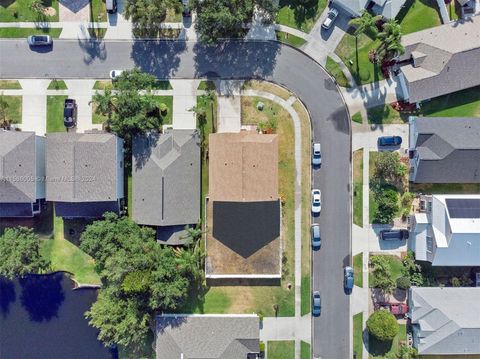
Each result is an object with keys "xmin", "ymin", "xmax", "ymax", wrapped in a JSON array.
[{"xmin": 0, "ymin": 278, "xmax": 16, "ymax": 319}]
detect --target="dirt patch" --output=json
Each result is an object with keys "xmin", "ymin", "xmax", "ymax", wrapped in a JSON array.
[{"xmin": 43, "ymin": 7, "xmax": 56, "ymax": 16}]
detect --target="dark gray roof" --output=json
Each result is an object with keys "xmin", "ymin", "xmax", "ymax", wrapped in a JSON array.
[
  {"xmin": 46, "ymin": 133, "xmax": 122, "ymax": 202},
  {"xmin": 155, "ymin": 315, "xmax": 259, "ymax": 359},
  {"xmin": 412, "ymin": 117, "xmax": 480, "ymax": 183},
  {"xmin": 132, "ymin": 130, "xmax": 200, "ymax": 227},
  {"xmin": 0, "ymin": 131, "xmax": 38, "ymax": 203}
]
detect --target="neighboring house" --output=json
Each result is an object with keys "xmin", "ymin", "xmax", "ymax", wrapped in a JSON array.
[
  {"xmin": 397, "ymin": 17, "xmax": 480, "ymax": 103},
  {"xmin": 46, "ymin": 132, "xmax": 124, "ymax": 218},
  {"xmin": 409, "ymin": 287, "xmax": 480, "ymax": 355},
  {"xmin": 155, "ymin": 314, "xmax": 260, "ymax": 359},
  {"xmin": 132, "ymin": 130, "xmax": 200, "ymax": 245},
  {"xmin": 408, "ymin": 117, "xmax": 480, "ymax": 184},
  {"xmin": 206, "ymin": 132, "xmax": 281, "ymax": 279},
  {"xmin": 0, "ymin": 131, "xmax": 45, "ymax": 217},
  {"xmin": 332, "ymin": 0, "xmax": 406, "ymax": 19},
  {"xmin": 411, "ymin": 194, "xmax": 480, "ymax": 266}
]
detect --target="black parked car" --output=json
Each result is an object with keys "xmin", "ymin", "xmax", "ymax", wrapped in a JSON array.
[
  {"xmin": 380, "ymin": 229, "xmax": 409, "ymax": 241},
  {"xmin": 378, "ymin": 136, "xmax": 402, "ymax": 147},
  {"xmin": 64, "ymin": 99, "xmax": 77, "ymax": 129}
]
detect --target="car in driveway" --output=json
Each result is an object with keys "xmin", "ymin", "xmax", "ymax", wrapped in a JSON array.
[
  {"xmin": 380, "ymin": 229, "xmax": 409, "ymax": 240},
  {"xmin": 344, "ymin": 266, "xmax": 354, "ymax": 291},
  {"xmin": 63, "ymin": 99, "xmax": 77, "ymax": 129},
  {"xmin": 27, "ymin": 35, "xmax": 52, "ymax": 46},
  {"xmin": 109, "ymin": 70, "xmax": 124, "ymax": 80},
  {"xmin": 311, "ymin": 224, "xmax": 321, "ymax": 250},
  {"xmin": 311, "ymin": 189, "xmax": 321, "ymax": 214},
  {"xmin": 378, "ymin": 136, "xmax": 402, "ymax": 147},
  {"xmin": 312, "ymin": 291, "xmax": 321, "ymax": 316},
  {"xmin": 312, "ymin": 142, "xmax": 321, "ymax": 166},
  {"xmin": 322, "ymin": 8, "xmax": 339, "ymax": 30},
  {"xmin": 181, "ymin": 0, "xmax": 191, "ymax": 16}
]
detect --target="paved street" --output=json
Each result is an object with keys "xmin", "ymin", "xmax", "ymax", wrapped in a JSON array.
[{"xmin": 0, "ymin": 39, "xmax": 351, "ymax": 359}]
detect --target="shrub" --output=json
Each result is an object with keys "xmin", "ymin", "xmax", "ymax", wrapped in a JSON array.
[
  {"xmin": 366, "ymin": 310, "xmax": 398, "ymax": 341},
  {"xmin": 398, "ymin": 344, "xmax": 418, "ymax": 359},
  {"xmin": 397, "ymin": 276, "xmax": 411, "ymax": 290},
  {"xmin": 259, "ymin": 341, "xmax": 265, "ymax": 352},
  {"xmin": 450, "ymin": 277, "xmax": 461, "ymax": 287},
  {"xmin": 159, "ymin": 103, "xmax": 168, "ymax": 115},
  {"xmin": 374, "ymin": 188, "xmax": 399, "ymax": 224}
]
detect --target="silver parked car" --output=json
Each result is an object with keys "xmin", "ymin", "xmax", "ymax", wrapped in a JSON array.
[
  {"xmin": 344, "ymin": 266, "xmax": 354, "ymax": 291},
  {"xmin": 322, "ymin": 8, "xmax": 339, "ymax": 30},
  {"xmin": 311, "ymin": 224, "xmax": 321, "ymax": 250},
  {"xmin": 27, "ymin": 35, "xmax": 52, "ymax": 46},
  {"xmin": 312, "ymin": 142, "xmax": 321, "ymax": 166},
  {"xmin": 312, "ymin": 291, "xmax": 321, "ymax": 316},
  {"xmin": 311, "ymin": 189, "xmax": 321, "ymax": 214}
]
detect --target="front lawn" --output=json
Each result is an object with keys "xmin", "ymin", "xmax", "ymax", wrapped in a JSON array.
[
  {"xmin": 152, "ymin": 96, "xmax": 173, "ymax": 125},
  {"xmin": 0, "ymin": 95, "xmax": 22, "ymax": 124},
  {"xmin": 353, "ymin": 312, "xmax": 363, "ymax": 359},
  {"xmin": 0, "ymin": 0, "xmax": 59, "ymax": 22},
  {"xmin": 325, "ymin": 56, "xmax": 350, "ymax": 88},
  {"xmin": 276, "ymin": 0, "xmax": 327, "ymax": 32},
  {"xmin": 46, "ymin": 95, "xmax": 67, "ymax": 133},
  {"xmin": 353, "ymin": 253, "xmax": 363, "ymax": 288},
  {"xmin": 353, "ymin": 149, "xmax": 363, "ymax": 227},
  {"xmin": 335, "ymin": 32, "xmax": 384, "ymax": 85},
  {"xmin": 0, "ymin": 80, "xmax": 21, "ymax": 89},
  {"xmin": 418, "ymin": 85, "xmax": 480, "ymax": 117},
  {"xmin": 367, "ymin": 104, "xmax": 409, "ymax": 124},
  {"xmin": 268, "ymin": 341, "xmax": 295, "ymax": 359},
  {"xmin": 395, "ymin": 0, "xmax": 442, "ymax": 34},
  {"xmin": 369, "ymin": 254, "xmax": 404, "ymax": 287},
  {"xmin": 368, "ymin": 323, "xmax": 406, "ymax": 358},
  {"xmin": 276, "ymin": 31, "xmax": 307, "ymax": 48}
]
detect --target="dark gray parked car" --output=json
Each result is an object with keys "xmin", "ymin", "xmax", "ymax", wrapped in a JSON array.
[
  {"xmin": 380, "ymin": 229, "xmax": 409, "ymax": 240},
  {"xmin": 344, "ymin": 266, "xmax": 354, "ymax": 291},
  {"xmin": 312, "ymin": 291, "xmax": 321, "ymax": 317},
  {"xmin": 311, "ymin": 224, "xmax": 321, "ymax": 250}
]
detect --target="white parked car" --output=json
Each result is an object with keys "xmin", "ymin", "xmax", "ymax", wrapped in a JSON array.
[
  {"xmin": 312, "ymin": 142, "xmax": 322, "ymax": 166},
  {"xmin": 311, "ymin": 189, "xmax": 322, "ymax": 214},
  {"xmin": 109, "ymin": 70, "xmax": 124, "ymax": 80},
  {"xmin": 322, "ymin": 8, "xmax": 339, "ymax": 30}
]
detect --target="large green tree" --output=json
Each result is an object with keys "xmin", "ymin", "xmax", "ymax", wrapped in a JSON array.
[
  {"xmin": 0, "ymin": 227, "xmax": 49, "ymax": 279},
  {"xmin": 377, "ymin": 19, "xmax": 405, "ymax": 60},
  {"xmin": 366, "ymin": 310, "xmax": 398, "ymax": 341},
  {"xmin": 124, "ymin": 0, "xmax": 180, "ymax": 37},
  {"xmin": 348, "ymin": 10, "xmax": 382, "ymax": 38},
  {"xmin": 374, "ymin": 151, "xmax": 406, "ymax": 183},
  {"xmin": 190, "ymin": 0, "xmax": 276, "ymax": 44}
]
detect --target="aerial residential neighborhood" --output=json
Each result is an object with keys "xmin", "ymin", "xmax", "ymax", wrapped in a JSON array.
[{"xmin": 0, "ymin": 0, "xmax": 479, "ymax": 357}]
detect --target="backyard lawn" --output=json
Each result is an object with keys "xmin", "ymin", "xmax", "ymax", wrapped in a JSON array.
[
  {"xmin": 396, "ymin": 0, "xmax": 442, "ymax": 34},
  {"xmin": 335, "ymin": 32, "xmax": 384, "ymax": 85},
  {"xmin": 353, "ymin": 312, "xmax": 363, "ymax": 359},
  {"xmin": 276, "ymin": 0, "xmax": 327, "ymax": 32},
  {"xmin": 418, "ymin": 85, "xmax": 480, "ymax": 117},
  {"xmin": 368, "ymin": 323, "xmax": 406, "ymax": 358},
  {"xmin": 369, "ymin": 254, "xmax": 404, "ymax": 287},
  {"xmin": 47, "ymin": 95, "xmax": 67, "ymax": 133},
  {"xmin": 353, "ymin": 253, "xmax": 363, "ymax": 288},
  {"xmin": 353, "ymin": 149, "xmax": 363, "ymax": 227},
  {"xmin": 0, "ymin": 95, "xmax": 22, "ymax": 124},
  {"xmin": 0, "ymin": 80, "xmax": 21, "ymax": 89},
  {"xmin": 0, "ymin": 0, "xmax": 59, "ymax": 22},
  {"xmin": 276, "ymin": 31, "xmax": 307, "ymax": 48},
  {"xmin": 325, "ymin": 56, "xmax": 350, "ymax": 88},
  {"xmin": 268, "ymin": 341, "xmax": 295, "ymax": 359}
]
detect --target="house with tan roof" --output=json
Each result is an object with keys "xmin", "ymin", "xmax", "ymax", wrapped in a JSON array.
[
  {"xmin": 397, "ymin": 18, "xmax": 480, "ymax": 103},
  {"xmin": 205, "ymin": 132, "xmax": 281, "ymax": 279}
]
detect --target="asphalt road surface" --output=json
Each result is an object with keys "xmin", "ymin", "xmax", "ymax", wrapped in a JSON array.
[{"xmin": 0, "ymin": 39, "xmax": 352, "ymax": 359}]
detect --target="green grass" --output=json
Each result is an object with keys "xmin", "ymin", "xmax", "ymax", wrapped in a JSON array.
[
  {"xmin": 0, "ymin": 80, "xmax": 21, "ymax": 89},
  {"xmin": 153, "ymin": 96, "xmax": 173, "ymax": 125},
  {"xmin": 127, "ymin": 175, "xmax": 132, "ymax": 218},
  {"xmin": 90, "ymin": 0, "xmax": 106, "ymax": 22},
  {"xmin": 353, "ymin": 312, "xmax": 363, "ymax": 359},
  {"xmin": 396, "ymin": 0, "xmax": 442, "ymax": 34},
  {"xmin": 276, "ymin": 31, "xmax": 307, "ymax": 48},
  {"xmin": 410, "ymin": 183, "xmax": 480, "ymax": 195},
  {"xmin": 368, "ymin": 324, "xmax": 406, "ymax": 358},
  {"xmin": 367, "ymin": 104, "xmax": 408, "ymax": 124},
  {"xmin": 276, "ymin": 0, "xmax": 327, "ymax": 32},
  {"xmin": 447, "ymin": 0, "xmax": 459, "ymax": 21},
  {"xmin": 0, "ymin": 95, "xmax": 22, "ymax": 124},
  {"xmin": 153, "ymin": 80, "xmax": 173, "ymax": 90},
  {"xmin": 0, "ymin": 27, "xmax": 62, "ymax": 38},
  {"xmin": 0, "ymin": 0, "xmax": 59, "ymax": 22},
  {"xmin": 93, "ymin": 80, "xmax": 112, "ymax": 90},
  {"xmin": 335, "ymin": 32, "xmax": 384, "ymax": 85},
  {"xmin": 300, "ymin": 341, "xmax": 310, "ymax": 359},
  {"xmin": 353, "ymin": 253, "xmax": 363, "ymax": 288},
  {"xmin": 92, "ymin": 106, "xmax": 107, "ymax": 124},
  {"xmin": 268, "ymin": 341, "xmax": 295, "ymax": 359},
  {"xmin": 198, "ymin": 81, "xmax": 216, "ymax": 91},
  {"xmin": 325, "ymin": 56, "xmax": 350, "ymax": 88},
  {"xmin": 369, "ymin": 254, "xmax": 404, "ymax": 287},
  {"xmin": 353, "ymin": 149, "xmax": 363, "ymax": 227},
  {"xmin": 41, "ymin": 238, "xmax": 101, "ymax": 285},
  {"xmin": 47, "ymin": 95, "xmax": 67, "ymax": 133},
  {"xmin": 418, "ymin": 85, "xmax": 480, "ymax": 117},
  {"xmin": 352, "ymin": 111, "xmax": 363, "ymax": 124},
  {"xmin": 368, "ymin": 151, "xmax": 379, "ymax": 223},
  {"xmin": 301, "ymin": 275, "xmax": 310, "ymax": 315},
  {"xmin": 47, "ymin": 79, "xmax": 67, "ymax": 90}
]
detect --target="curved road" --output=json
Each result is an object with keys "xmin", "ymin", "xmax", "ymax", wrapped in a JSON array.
[{"xmin": 0, "ymin": 39, "xmax": 351, "ymax": 359}]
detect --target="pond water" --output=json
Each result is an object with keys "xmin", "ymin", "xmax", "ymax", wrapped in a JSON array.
[{"xmin": 0, "ymin": 273, "xmax": 115, "ymax": 359}]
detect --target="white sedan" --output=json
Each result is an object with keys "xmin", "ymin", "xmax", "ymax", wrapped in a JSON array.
[
  {"xmin": 109, "ymin": 69, "xmax": 124, "ymax": 80},
  {"xmin": 322, "ymin": 8, "xmax": 339, "ymax": 30},
  {"xmin": 311, "ymin": 189, "xmax": 322, "ymax": 214}
]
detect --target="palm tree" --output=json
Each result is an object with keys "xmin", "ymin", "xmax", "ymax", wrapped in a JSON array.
[
  {"xmin": 348, "ymin": 10, "xmax": 382, "ymax": 38},
  {"xmin": 90, "ymin": 88, "xmax": 116, "ymax": 128},
  {"xmin": 377, "ymin": 19, "xmax": 405, "ymax": 61}
]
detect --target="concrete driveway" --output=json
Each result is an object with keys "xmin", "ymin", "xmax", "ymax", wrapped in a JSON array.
[{"xmin": 352, "ymin": 123, "xmax": 409, "ymax": 151}]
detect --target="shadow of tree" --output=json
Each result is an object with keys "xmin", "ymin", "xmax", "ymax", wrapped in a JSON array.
[
  {"xmin": 0, "ymin": 277, "xmax": 16, "ymax": 318},
  {"xmin": 77, "ymin": 36, "xmax": 107, "ymax": 65},
  {"xmin": 278, "ymin": 0, "xmax": 319, "ymax": 29}
]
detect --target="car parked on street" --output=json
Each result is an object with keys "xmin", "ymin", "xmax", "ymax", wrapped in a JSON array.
[
  {"xmin": 109, "ymin": 69, "xmax": 124, "ymax": 80},
  {"xmin": 106, "ymin": 0, "xmax": 117, "ymax": 13},
  {"xmin": 380, "ymin": 229, "xmax": 409, "ymax": 241},
  {"xmin": 322, "ymin": 8, "xmax": 339, "ymax": 30},
  {"xmin": 312, "ymin": 142, "xmax": 321, "ymax": 166},
  {"xmin": 27, "ymin": 35, "xmax": 52, "ymax": 46},
  {"xmin": 377, "ymin": 135, "xmax": 402, "ymax": 147},
  {"xmin": 312, "ymin": 291, "xmax": 321, "ymax": 316},
  {"xmin": 311, "ymin": 224, "xmax": 321, "ymax": 250},
  {"xmin": 63, "ymin": 99, "xmax": 77, "ymax": 129},
  {"xmin": 311, "ymin": 189, "xmax": 321, "ymax": 214},
  {"xmin": 344, "ymin": 266, "xmax": 354, "ymax": 291}
]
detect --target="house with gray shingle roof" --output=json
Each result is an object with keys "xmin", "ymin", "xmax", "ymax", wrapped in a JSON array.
[
  {"xmin": 331, "ymin": 0, "xmax": 406, "ymax": 19},
  {"xmin": 132, "ymin": 130, "xmax": 200, "ymax": 245},
  {"xmin": 397, "ymin": 17, "xmax": 480, "ymax": 103},
  {"xmin": 409, "ymin": 287, "xmax": 480, "ymax": 355},
  {"xmin": 408, "ymin": 117, "xmax": 480, "ymax": 183},
  {"xmin": 0, "ymin": 131, "xmax": 45, "ymax": 217},
  {"xmin": 46, "ymin": 132, "xmax": 124, "ymax": 218},
  {"xmin": 155, "ymin": 314, "xmax": 260, "ymax": 359}
]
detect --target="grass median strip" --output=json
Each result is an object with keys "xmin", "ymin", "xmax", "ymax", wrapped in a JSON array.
[
  {"xmin": 301, "ymin": 341, "xmax": 310, "ymax": 359},
  {"xmin": 353, "ymin": 149, "xmax": 363, "ymax": 227},
  {"xmin": 353, "ymin": 312, "xmax": 363, "ymax": 359},
  {"xmin": 0, "ymin": 28, "xmax": 62, "ymax": 38},
  {"xmin": 353, "ymin": 252, "xmax": 363, "ymax": 288},
  {"xmin": 276, "ymin": 31, "xmax": 307, "ymax": 48},
  {"xmin": 0, "ymin": 80, "xmax": 22, "ymax": 89},
  {"xmin": 325, "ymin": 56, "xmax": 350, "ymax": 88}
]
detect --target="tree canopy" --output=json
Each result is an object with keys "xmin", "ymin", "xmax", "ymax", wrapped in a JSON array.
[
  {"xmin": 348, "ymin": 10, "xmax": 382, "ymax": 38},
  {"xmin": 366, "ymin": 310, "xmax": 399, "ymax": 341},
  {"xmin": 377, "ymin": 19, "xmax": 405, "ymax": 60},
  {"xmin": 190, "ymin": 0, "xmax": 276, "ymax": 44},
  {"xmin": 0, "ymin": 227, "xmax": 49, "ymax": 279},
  {"xmin": 124, "ymin": 0, "xmax": 180, "ymax": 37}
]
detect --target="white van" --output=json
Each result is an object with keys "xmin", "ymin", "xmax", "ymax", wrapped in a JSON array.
[{"xmin": 106, "ymin": 0, "xmax": 117, "ymax": 13}]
